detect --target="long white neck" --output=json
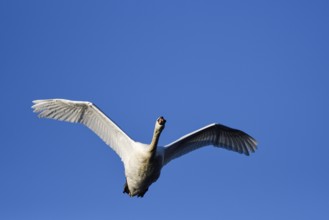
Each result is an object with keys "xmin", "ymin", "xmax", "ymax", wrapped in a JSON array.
[{"xmin": 149, "ymin": 123, "xmax": 163, "ymax": 157}]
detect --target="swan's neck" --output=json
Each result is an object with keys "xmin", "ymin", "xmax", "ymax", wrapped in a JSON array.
[{"xmin": 149, "ymin": 127, "xmax": 162, "ymax": 157}]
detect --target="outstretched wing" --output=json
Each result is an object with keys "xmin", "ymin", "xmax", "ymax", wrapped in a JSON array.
[
  {"xmin": 163, "ymin": 123, "xmax": 257, "ymax": 165},
  {"xmin": 32, "ymin": 99, "xmax": 136, "ymax": 162}
]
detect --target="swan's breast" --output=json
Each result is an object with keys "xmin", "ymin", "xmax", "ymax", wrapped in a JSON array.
[{"xmin": 124, "ymin": 149, "xmax": 163, "ymax": 196}]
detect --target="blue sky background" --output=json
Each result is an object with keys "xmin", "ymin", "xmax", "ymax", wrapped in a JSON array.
[{"xmin": 1, "ymin": 0, "xmax": 329, "ymax": 219}]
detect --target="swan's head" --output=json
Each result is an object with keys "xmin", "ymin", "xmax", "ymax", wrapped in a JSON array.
[
  {"xmin": 157, "ymin": 116, "xmax": 166, "ymax": 126},
  {"xmin": 156, "ymin": 116, "xmax": 166, "ymax": 132}
]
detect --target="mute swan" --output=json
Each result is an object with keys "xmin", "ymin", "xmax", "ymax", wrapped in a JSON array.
[{"xmin": 32, "ymin": 99, "xmax": 257, "ymax": 197}]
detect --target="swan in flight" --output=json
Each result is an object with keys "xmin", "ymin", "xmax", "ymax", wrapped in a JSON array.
[{"xmin": 32, "ymin": 99, "xmax": 257, "ymax": 197}]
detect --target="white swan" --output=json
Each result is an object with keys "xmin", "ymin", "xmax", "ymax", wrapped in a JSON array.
[{"xmin": 32, "ymin": 99, "xmax": 257, "ymax": 197}]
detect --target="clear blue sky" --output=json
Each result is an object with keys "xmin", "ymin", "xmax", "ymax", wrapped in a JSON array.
[{"xmin": 1, "ymin": 0, "xmax": 328, "ymax": 219}]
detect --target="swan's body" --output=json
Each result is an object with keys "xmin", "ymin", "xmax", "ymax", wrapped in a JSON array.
[{"xmin": 32, "ymin": 99, "xmax": 257, "ymax": 197}]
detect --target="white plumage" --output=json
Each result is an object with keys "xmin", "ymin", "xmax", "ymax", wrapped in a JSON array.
[{"xmin": 32, "ymin": 99, "xmax": 257, "ymax": 197}]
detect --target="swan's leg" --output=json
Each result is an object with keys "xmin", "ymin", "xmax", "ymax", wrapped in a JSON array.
[
  {"xmin": 123, "ymin": 180, "xmax": 130, "ymax": 195},
  {"xmin": 137, "ymin": 188, "xmax": 148, "ymax": 198}
]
